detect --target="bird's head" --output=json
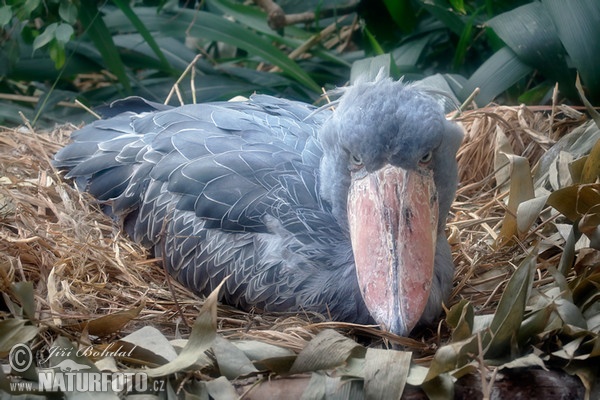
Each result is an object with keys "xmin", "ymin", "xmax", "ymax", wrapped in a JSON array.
[{"xmin": 319, "ymin": 76, "xmax": 463, "ymax": 335}]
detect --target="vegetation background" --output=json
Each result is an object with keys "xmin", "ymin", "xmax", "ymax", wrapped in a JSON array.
[{"xmin": 1, "ymin": 0, "xmax": 599, "ymax": 127}]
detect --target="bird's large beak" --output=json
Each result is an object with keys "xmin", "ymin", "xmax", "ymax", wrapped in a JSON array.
[{"xmin": 348, "ymin": 165, "xmax": 438, "ymax": 336}]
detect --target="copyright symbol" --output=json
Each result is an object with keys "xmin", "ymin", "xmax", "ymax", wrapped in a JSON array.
[{"xmin": 9, "ymin": 343, "xmax": 33, "ymax": 373}]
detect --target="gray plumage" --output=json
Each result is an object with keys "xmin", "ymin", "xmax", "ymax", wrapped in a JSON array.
[{"xmin": 54, "ymin": 77, "xmax": 463, "ymax": 333}]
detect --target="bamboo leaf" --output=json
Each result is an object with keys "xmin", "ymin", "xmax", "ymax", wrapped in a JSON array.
[
  {"xmin": 204, "ymin": 376, "xmax": 239, "ymax": 400},
  {"xmin": 547, "ymin": 183, "xmax": 600, "ymax": 222},
  {"xmin": 144, "ymin": 280, "xmax": 224, "ymax": 377},
  {"xmin": 0, "ymin": 319, "xmax": 39, "ymax": 354},
  {"xmin": 486, "ymin": 250, "xmax": 537, "ymax": 358},
  {"xmin": 290, "ymin": 330, "xmax": 365, "ymax": 374},
  {"xmin": 363, "ymin": 348, "xmax": 411, "ymax": 399},
  {"xmin": 212, "ymin": 336, "xmax": 258, "ymax": 379},
  {"xmin": 11, "ymin": 282, "xmax": 36, "ymax": 321},
  {"xmin": 425, "ymin": 335, "xmax": 479, "ymax": 381},
  {"xmin": 517, "ymin": 195, "xmax": 549, "ymax": 236},
  {"xmin": 68, "ymin": 303, "xmax": 144, "ymax": 337},
  {"xmin": 445, "ymin": 299, "xmax": 474, "ymax": 342},
  {"xmin": 496, "ymin": 153, "xmax": 535, "ymax": 246}
]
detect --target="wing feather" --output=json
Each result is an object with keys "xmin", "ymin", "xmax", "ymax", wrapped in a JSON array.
[{"xmin": 52, "ymin": 94, "xmax": 360, "ymax": 315}]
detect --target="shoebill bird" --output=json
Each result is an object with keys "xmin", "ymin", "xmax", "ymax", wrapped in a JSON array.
[{"xmin": 53, "ymin": 76, "xmax": 463, "ymax": 336}]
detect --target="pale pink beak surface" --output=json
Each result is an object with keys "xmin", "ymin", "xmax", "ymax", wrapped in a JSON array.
[{"xmin": 348, "ymin": 165, "xmax": 438, "ymax": 335}]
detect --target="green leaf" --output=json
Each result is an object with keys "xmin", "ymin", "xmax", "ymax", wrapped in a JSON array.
[
  {"xmin": 460, "ymin": 47, "xmax": 533, "ymax": 105},
  {"xmin": 453, "ymin": 15, "xmax": 474, "ymax": 70},
  {"xmin": 144, "ymin": 280, "xmax": 224, "ymax": 377},
  {"xmin": 0, "ymin": 5, "xmax": 13, "ymax": 27},
  {"xmin": 364, "ymin": 26, "xmax": 385, "ymax": 55},
  {"xmin": 212, "ymin": 336, "xmax": 258, "ymax": 379},
  {"xmin": 419, "ymin": 0, "xmax": 466, "ymax": 35},
  {"xmin": 14, "ymin": 0, "xmax": 41, "ymax": 20},
  {"xmin": 106, "ymin": 7, "xmax": 320, "ymax": 93},
  {"xmin": 111, "ymin": 0, "xmax": 174, "ymax": 75},
  {"xmin": 206, "ymin": 0, "xmax": 350, "ymax": 69},
  {"xmin": 289, "ymin": 330, "xmax": 365, "ymax": 374},
  {"xmin": 78, "ymin": 0, "xmax": 131, "ymax": 94},
  {"xmin": 11, "ymin": 282, "xmax": 36, "ymax": 321},
  {"xmin": 543, "ymin": 0, "xmax": 600, "ymax": 101},
  {"xmin": 487, "ymin": 2, "xmax": 575, "ymax": 99},
  {"xmin": 204, "ymin": 376, "xmax": 239, "ymax": 400},
  {"xmin": 363, "ymin": 348, "xmax": 411, "ymax": 399},
  {"xmin": 0, "ymin": 319, "xmax": 39, "ymax": 354},
  {"xmin": 517, "ymin": 305, "xmax": 554, "ymax": 345},
  {"xmin": 392, "ymin": 34, "xmax": 432, "ymax": 67},
  {"xmin": 350, "ymin": 53, "xmax": 394, "ymax": 83},
  {"xmin": 59, "ymin": 0, "xmax": 77, "ymax": 24},
  {"xmin": 32, "ymin": 23, "xmax": 57, "ymax": 51},
  {"xmin": 547, "ymin": 183, "xmax": 600, "ymax": 222},
  {"xmin": 54, "ymin": 23, "xmax": 74, "ymax": 44},
  {"xmin": 445, "ymin": 299, "xmax": 474, "ymax": 342},
  {"xmin": 49, "ymin": 40, "xmax": 66, "ymax": 68},
  {"xmin": 425, "ymin": 335, "xmax": 479, "ymax": 381},
  {"xmin": 486, "ymin": 250, "xmax": 537, "ymax": 358},
  {"xmin": 383, "ymin": 0, "xmax": 416, "ymax": 31},
  {"xmin": 449, "ymin": 0, "xmax": 466, "ymax": 14},
  {"xmin": 496, "ymin": 153, "xmax": 535, "ymax": 246}
]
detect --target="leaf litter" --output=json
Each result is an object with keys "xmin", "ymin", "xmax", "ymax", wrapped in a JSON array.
[{"xmin": 0, "ymin": 100, "xmax": 599, "ymax": 398}]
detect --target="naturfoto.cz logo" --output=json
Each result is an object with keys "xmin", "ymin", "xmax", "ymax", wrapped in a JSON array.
[{"xmin": 8, "ymin": 343, "xmax": 165, "ymax": 394}]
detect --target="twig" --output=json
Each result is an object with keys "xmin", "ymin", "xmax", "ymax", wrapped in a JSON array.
[
  {"xmin": 18, "ymin": 111, "xmax": 35, "ymax": 134},
  {"xmin": 450, "ymin": 87, "xmax": 480, "ymax": 120},
  {"xmin": 75, "ymin": 99, "xmax": 102, "ymax": 119},
  {"xmin": 0, "ymin": 93, "xmax": 83, "ymax": 109},
  {"xmin": 165, "ymin": 54, "xmax": 203, "ymax": 106},
  {"xmin": 253, "ymin": 0, "xmax": 359, "ymax": 30}
]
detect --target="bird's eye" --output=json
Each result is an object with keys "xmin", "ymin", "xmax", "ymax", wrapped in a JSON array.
[
  {"xmin": 350, "ymin": 154, "xmax": 363, "ymax": 166},
  {"xmin": 419, "ymin": 151, "xmax": 433, "ymax": 165}
]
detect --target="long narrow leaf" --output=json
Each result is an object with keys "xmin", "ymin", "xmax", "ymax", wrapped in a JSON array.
[
  {"xmin": 104, "ymin": 7, "xmax": 321, "ymax": 93},
  {"xmin": 78, "ymin": 0, "xmax": 131, "ymax": 94},
  {"xmin": 543, "ymin": 0, "xmax": 600, "ymax": 101},
  {"xmin": 111, "ymin": 0, "xmax": 174, "ymax": 75},
  {"xmin": 487, "ymin": 2, "xmax": 576, "ymax": 99},
  {"xmin": 486, "ymin": 251, "xmax": 537, "ymax": 358},
  {"xmin": 460, "ymin": 47, "xmax": 532, "ymax": 105}
]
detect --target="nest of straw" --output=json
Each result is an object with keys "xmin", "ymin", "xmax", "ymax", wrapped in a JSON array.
[{"xmin": 0, "ymin": 104, "xmax": 588, "ymax": 358}]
